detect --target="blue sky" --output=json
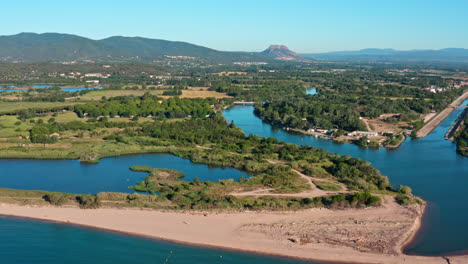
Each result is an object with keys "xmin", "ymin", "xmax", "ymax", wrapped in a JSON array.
[{"xmin": 1, "ymin": 0, "xmax": 467, "ymax": 52}]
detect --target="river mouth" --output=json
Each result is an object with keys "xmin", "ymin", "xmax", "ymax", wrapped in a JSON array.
[{"xmin": 223, "ymin": 103, "xmax": 468, "ymax": 256}]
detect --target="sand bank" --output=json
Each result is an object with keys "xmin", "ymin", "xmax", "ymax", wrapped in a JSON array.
[{"xmin": 0, "ymin": 200, "xmax": 466, "ymax": 264}]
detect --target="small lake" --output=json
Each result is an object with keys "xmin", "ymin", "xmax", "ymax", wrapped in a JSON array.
[
  {"xmin": 223, "ymin": 101, "xmax": 468, "ymax": 256},
  {"xmin": 0, "ymin": 84, "xmax": 103, "ymax": 93},
  {"xmin": 0, "ymin": 154, "xmax": 250, "ymax": 194}
]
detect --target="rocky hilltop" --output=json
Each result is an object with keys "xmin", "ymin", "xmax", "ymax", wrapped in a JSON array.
[{"xmin": 260, "ymin": 45, "xmax": 310, "ymax": 62}]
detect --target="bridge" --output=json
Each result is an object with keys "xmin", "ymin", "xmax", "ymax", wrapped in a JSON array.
[{"xmin": 233, "ymin": 101, "xmax": 255, "ymax": 105}]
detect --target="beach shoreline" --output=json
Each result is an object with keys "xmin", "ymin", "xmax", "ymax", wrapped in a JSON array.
[{"xmin": 0, "ymin": 201, "xmax": 466, "ymax": 264}]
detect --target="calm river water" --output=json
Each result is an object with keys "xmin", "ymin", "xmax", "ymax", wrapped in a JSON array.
[
  {"xmin": 0, "ymin": 154, "xmax": 250, "ymax": 194},
  {"xmin": 223, "ymin": 100, "xmax": 468, "ymax": 256},
  {"xmin": 0, "ymin": 97, "xmax": 466, "ymax": 262}
]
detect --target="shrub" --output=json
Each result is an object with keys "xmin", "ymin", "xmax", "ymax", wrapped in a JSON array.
[
  {"xmin": 395, "ymin": 194, "xmax": 421, "ymax": 205},
  {"xmin": 313, "ymin": 181, "xmax": 342, "ymax": 191},
  {"xmin": 76, "ymin": 195, "xmax": 101, "ymax": 209},
  {"xmin": 398, "ymin": 185, "xmax": 412, "ymax": 195},
  {"xmin": 395, "ymin": 194, "xmax": 411, "ymax": 205},
  {"xmin": 43, "ymin": 193, "xmax": 68, "ymax": 206}
]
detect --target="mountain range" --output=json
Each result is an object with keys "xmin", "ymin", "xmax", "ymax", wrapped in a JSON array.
[
  {"xmin": 1, "ymin": 33, "xmax": 467, "ymax": 64},
  {"xmin": 302, "ymin": 48, "xmax": 468, "ymax": 63},
  {"xmin": 0, "ymin": 33, "xmax": 270, "ymax": 63}
]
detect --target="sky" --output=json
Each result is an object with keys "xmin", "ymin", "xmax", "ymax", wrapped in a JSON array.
[{"xmin": 1, "ymin": 0, "xmax": 467, "ymax": 53}]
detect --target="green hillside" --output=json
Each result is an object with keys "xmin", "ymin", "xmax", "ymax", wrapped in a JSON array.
[{"xmin": 0, "ymin": 33, "xmax": 269, "ymax": 63}]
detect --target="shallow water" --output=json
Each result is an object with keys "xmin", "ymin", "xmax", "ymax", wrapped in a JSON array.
[{"xmin": 223, "ymin": 101, "xmax": 468, "ymax": 256}]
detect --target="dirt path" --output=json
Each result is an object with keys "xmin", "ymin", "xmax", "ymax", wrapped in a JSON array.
[
  {"xmin": 231, "ymin": 159, "xmax": 348, "ymax": 198},
  {"xmin": 416, "ymin": 90, "xmax": 468, "ymax": 138},
  {"xmin": 361, "ymin": 117, "xmax": 373, "ymax": 131}
]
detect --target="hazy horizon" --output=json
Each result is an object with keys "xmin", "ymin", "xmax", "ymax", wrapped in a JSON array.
[
  {"xmin": 1, "ymin": 0, "xmax": 467, "ymax": 53},
  {"xmin": 2, "ymin": 32, "xmax": 468, "ymax": 54}
]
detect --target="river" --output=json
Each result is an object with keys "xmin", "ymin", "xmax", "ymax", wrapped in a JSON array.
[
  {"xmin": 0, "ymin": 97, "xmax": 466, "ymax": 262},
  {"xmin": 223, "ymin": 100, "xmax": 468, "ymax": 256}
]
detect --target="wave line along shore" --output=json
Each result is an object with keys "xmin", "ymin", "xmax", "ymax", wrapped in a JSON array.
[{"xmin": 0, "ymin": 200, "xmax": 467, "ymax": 264}]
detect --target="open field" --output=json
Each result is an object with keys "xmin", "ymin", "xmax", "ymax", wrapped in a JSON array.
[
  {"xmin": 178, "ymin": 87, "xmax": 231, "ymax": 98},
  {"xmin": 0, "ymin": 115, "xmax": 32, "ymax": 137},
  {"xmin": 79, "ymin": 87, "xmax": 229, "ymax": 100},
  {"xmin": 0, "ymin": 101, "xmax": 84, "ymax": 113},
  {"xmin": 79, "ymin": 90, "xmax": 163, "ymax": 100},
  {"xmin": 361, "ymin": 115, "xmax": 412, "ymax": 134}
]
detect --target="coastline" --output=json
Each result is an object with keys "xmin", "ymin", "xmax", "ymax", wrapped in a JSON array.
[
  {"xmin": 0, "ymin": 201, "xmax": 466, "ymax": 264},
  {"xmin": 398, "ymin": 201, "xmax": 425, "ymax": 253}
]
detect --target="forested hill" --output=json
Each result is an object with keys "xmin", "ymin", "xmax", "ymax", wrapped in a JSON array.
[{"xmin": 0, "ymin": 33, "xmax": 269, "ymax": 63}]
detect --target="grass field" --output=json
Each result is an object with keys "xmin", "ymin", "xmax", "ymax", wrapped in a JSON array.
[
  {"xmin": 0, "ymin": 101, "xmax": 85, "ymax": 113},
  {"xmin": 0, "ymin": 116, "xmax": 33, "ymax": 137},
  {"xmin": 81, "ymin": 87, "xmax": 230, "ymax": 100},
  {"xmin": 161, "ymin": 87, "xmax": 231, "ymax": 99},
  {"xmin": 79, "ymin": 90, "xmax": 164, "ymax": 100}
]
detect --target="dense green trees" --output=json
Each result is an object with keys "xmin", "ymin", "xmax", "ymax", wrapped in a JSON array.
[
  {"xmin": 254, "ymin": 88, "xmax": 463, "ymax": 132},
  {"xmin": 74, "ymin": 94, "xmax": 214, "ymax": 118},
  {"xmin": 455, "ymin": 114, "xmax": 468, "ymax": 156},
  {"xmin": 30, "ymin": 123, "xmax": 59, "ymax": 143}
]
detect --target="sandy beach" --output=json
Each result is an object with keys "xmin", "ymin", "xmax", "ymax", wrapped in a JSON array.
[{"xmin": 0, "ymin": 199, "xmax": 466, "ymax": 264}]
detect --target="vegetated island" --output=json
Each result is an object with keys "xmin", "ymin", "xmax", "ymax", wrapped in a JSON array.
[{"xmin": 0, "ymin": 94, "xmax": 466, "ymax": 263}]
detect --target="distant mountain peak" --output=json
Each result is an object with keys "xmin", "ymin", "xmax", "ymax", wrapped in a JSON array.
[
  {"xmin": 260, "ymin": 45, "xmax": 310, "ymax": 62},
  {"xmin": 267, "ymin": 45, "xmax": 290, "ymax": 50}
]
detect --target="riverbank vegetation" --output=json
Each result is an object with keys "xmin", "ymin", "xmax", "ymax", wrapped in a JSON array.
[
  {"xmin": 2, "ymin": 61, "xmax": 464, "ymax": 210},
  {"xmin": 454, "ymin": 114, "xmax": 468, "ymax": 156},
  {"xmin": 0, "ymin": 93, "xmax": 396, "ymax": 210}
]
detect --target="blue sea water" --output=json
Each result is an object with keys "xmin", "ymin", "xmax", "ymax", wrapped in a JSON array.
[{"xmin": 0, "ymin": 216, "xmax": 321, "ymax": 264}]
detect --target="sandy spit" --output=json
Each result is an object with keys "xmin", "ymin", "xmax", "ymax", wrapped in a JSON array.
[{"xmin": 0, "ymin": 202, "xmax": 466, "ymax": 264}]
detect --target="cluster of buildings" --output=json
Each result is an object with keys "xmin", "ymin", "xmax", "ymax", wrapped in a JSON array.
[
  {"xmin": 233, "ymin": 62, "xmax": 268, "ymax": 66},
  {"xmin": 422, "ymin": 82, "xmax": 466, "ymax": 93},
  {"xmin": 164, "ymin": 55, "xmax": 197, "ymax": 60}
]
